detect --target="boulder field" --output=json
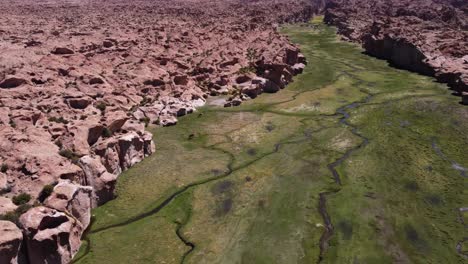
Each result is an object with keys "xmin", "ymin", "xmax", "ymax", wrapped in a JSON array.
[
  {"xmin": 0, "ymin": 0, "xmax": 321, "ymax": 262},
  {"xmin": 324, "ymin": 0, "xmax": 468, "ymax": 102}
]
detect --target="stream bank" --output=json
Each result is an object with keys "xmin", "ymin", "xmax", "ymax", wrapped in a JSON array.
[{"xmin": 74, "ymin": 20, "xmax": 468, "ymax": 264}]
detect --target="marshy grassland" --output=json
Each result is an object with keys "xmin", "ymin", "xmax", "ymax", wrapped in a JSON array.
[{"xmin": 74, "ymin": 19, "xmax": 468, "ymax": 264}]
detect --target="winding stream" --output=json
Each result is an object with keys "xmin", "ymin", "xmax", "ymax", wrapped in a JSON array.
[{"xmin": 74, "ymin": 21, "xmax": 468, "ymax": 264}]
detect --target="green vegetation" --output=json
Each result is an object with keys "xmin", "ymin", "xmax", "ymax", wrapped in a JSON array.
[
  {"xmin": 237, "ymin": 66, "xmax": 256, "ymax": 74},
  {"xmin": 48, "ymin": 116, "xmax": 69, "ymax": 124},
  {"xmin": 12, "ymin": 193, "xmax": 31, "ymax": 205},
  {"xmin": 0, "ymin": 204, "xmax": 32, "ymax": 225},
  {"xmin": 96, "ymin": 102, "xmax": 107, "ymax": 112},
  {"xmin": 102, "ymin": 127, "xmax": 113, "ymax": 138},
  {"xmin": 59, "ymin": 149, "xmax": 81, "ymax": 164},
  {"xmin": 74, "ymin": 20, "xmax": 467, "ymax": 264},
  {"xmin": 38, "ymin": 184, "xmax": 55, "ymax": 202},
  {"xmin": 139, "ymin": 117, "xmax": 151, "ymax": 127}
]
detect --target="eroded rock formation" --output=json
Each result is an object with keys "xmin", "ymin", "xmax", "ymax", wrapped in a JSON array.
[
  {"xmin": 0, "ymin": 221, "xmax": 22, "ymax": 264},
  {"xmin": 0, "ymin": 0, "xmax": 319, "ymax": 262},
  {"xmin": 325, "ymin": 0, "xmax": 468, "ymax": 99}
]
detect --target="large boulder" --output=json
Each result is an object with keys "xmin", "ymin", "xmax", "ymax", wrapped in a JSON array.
[
  {"xmin": 93, "ymin": 131, "xmax": 155, "ymax": 174},
  {"xmin": 44, "ymin": 181, "xmax": 93, "ymax": 228},
  {"xmin": 19, "ymin": 206, "xmax": 84, "ymax": 264},
  {"xmin": 78, "ymin": 155, "xmax": 118, "ymax": 206},
  {"xmin": 0, "ymin": 197, "xmax": 17, "ymax": 215},
  {"xmin": 105, "ymin": 110, "xmax": 128, "ymax": 133},
  {"xmin": 0, "ymin": 221, "xmax": 22, "ymax": 264}
]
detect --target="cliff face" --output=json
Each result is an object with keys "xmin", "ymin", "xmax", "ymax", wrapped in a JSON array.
[{"xmin": 324, "ymin": 0, "xmax": 468, "ymax": 100}]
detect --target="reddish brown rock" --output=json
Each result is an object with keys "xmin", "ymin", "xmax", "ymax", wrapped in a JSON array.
[
  {"xmin": 0, "ymin": 0, "xmax": 319, "ymax": 260},
  {"xmin": 44, "ymin": 181, "xmax": 93, "ymax": 228},
  {"xmin": 78, "ymin": 155, "xmax": 118, "ymax": 206},
  {"xmin": 0, "ymin": 197, "xmax": 17, "ymax": 215},
  {"xmin": 19, "ymin": 206, "xmax": 84, "ymax": 264},
  {"xmin": 324, "ymin": 0, "xmax": 468, "ymax": 97},
  {"xmin": 0, "ymin": 220, "xmax": 22, "ymax": 264}
]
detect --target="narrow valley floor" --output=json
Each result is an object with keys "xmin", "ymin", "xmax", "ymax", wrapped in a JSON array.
[{"xmin": 73, "ymin": 20, "xmax": 468, "ymax": 264}]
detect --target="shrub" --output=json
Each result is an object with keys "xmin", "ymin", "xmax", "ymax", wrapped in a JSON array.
[
  {"xmin": 140, "ymin": 117, "xmax": 150, "ymax": 127},
  {"xmin": 0, "ymin": 204, "xmax": 32, "ymax": 226},
  {"xmin": 96, "ymin": 102, "xmax": 107, "ymax": 112},
  {"xmin": 38, "ymin": 184, "xmax": 55, "ymax": 203},
  {"xmin": 48, "ymin": 116, "xmax": 69, "ymax": 124},
  {"xmin": 246, "ymin": 48, "xmax": 258, "ymax": 65},
  {"xmin": 59, "ymin": 149, "xmax": 80, "ymax": 164},
  {"xmin": 12, "ymin": 193, "xmax": 31, "ymax": 205},
  {"xmin": 238, "ymin": 66, "xmax": 255, "ymax": 74},
  {"xmin": 102, "ymin": 127, "xmax": 112, "ymax": 138},
  {"xmin": 140, "ymin": 97, "xmax": 151, "ymax": 106},
  {"xmin": 9, "ymin": 119, "xmax": 16, "ymax": 128}
]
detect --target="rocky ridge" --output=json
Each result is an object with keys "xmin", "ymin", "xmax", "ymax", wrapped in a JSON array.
[
  {"xmin": 0, "ymin": 0, "xmax": 319, "ymax": 262},
  {"xmin": 324, "ymin": 0, "xmax": 468, "ymax": 102}
]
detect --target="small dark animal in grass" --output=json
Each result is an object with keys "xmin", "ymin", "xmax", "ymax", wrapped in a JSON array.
[{"xmin": 188, "ymin": 133, "xmax": 195, "ymax": 140}]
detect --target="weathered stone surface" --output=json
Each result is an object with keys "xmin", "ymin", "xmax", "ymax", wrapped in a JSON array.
[
  {"xmin": 78, "ymin": 155, "xmax": 118, "ymax": 206},
  {"xmin": 19, "ymin": 206, "xmax": 84, "ymax": 264},
  {"xmin": 324, "ymin": 0, "xmax": 468, "ymax": 97},
  {"xmin": 0, "ymin": 197, "xmax": 17, "ymax": 215},
  {"xmin": 44, "ymin": 180, "xmax": 93, "ymax": 228},
  {"xmin": 0, "ymin": 220, "xmax": 22, "ymax": 264}
]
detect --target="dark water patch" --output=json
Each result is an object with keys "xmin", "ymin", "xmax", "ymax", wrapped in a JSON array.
[
  {"xmin": 337, "ymin": 220, "xmax": 353, "ymax": 240},
  {"xmin": 404, "ymin": 224, "xmax": 429, "ymax": 251},
  {"xmin": 424, "ymin": 194, "xmax": 443, "ymax": 206},
  {"xmin": 215, "ymin": 198, "xmax": 233, "ymax": 217},
  {"xmin": 211, "ymin": 180, "xmax": 234, "ymax": 195},
  {"xmin": 404, "ymin": 181, "xmax": 420, "ymax": 192},
  {"xmin": 247, "ymin": 148, "xmax": 257, "ymax": 156}
]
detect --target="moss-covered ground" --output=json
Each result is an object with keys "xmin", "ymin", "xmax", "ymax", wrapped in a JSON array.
[{"xmin": 73, "ymin": 20, "xmax": 468, "ymax": 264}]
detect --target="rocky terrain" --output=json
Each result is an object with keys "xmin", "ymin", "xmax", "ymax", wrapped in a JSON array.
[
  {"xmin": 0, "ymin": 0, "xmax": 322, "ymax": 263},
  {"xmin": 324, "ymin": 0, "xmax": 468, "ymax": 103}
]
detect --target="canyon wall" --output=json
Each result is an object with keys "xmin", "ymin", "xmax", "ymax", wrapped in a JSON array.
[
  {"xmin": 0, "ymin": 0, "xmax": 320, "ymax": 262},
  {"xmin": 324, "ymin": 0, "xmax": 468, "ymax": 102}
]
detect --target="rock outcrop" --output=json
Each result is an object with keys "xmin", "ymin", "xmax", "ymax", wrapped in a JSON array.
[
  {"xmin": 44, "ymin": 181, "xmax": 93, "ymax": 228},
  {"xmin": 0, "ymin": 221, "xmax": 22, "ymax": 264},
  {"xmin": 19, "ymin": 206, "xmax": 84, "ymax": 264},
  {"xmin": 0, "ymin": 0, "xmax": 321, "ymax": 262},
  {"xmin": 324, "ymin": 0, "xmax": 468, "ymax": 98}
]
